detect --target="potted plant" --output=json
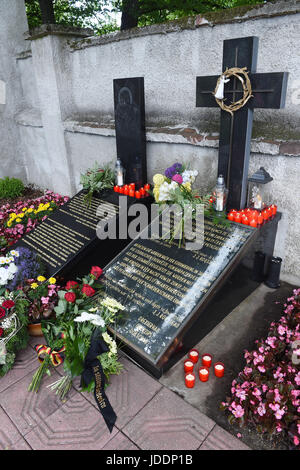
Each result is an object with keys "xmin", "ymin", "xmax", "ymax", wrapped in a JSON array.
[{"xmin": 21, "ymin": 276, "xmax": 59, "ymax": 336}]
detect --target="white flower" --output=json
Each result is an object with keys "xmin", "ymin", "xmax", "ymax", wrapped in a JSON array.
[
  {"xmin": 10, "ymin": 250, "xmax": 19, "ymax": 257},
  {"xmin": 74, "ymin": 311, "xmax": 94, "ymax": 323},
  {"xmin": 91, "ymin": 316, "xmax": 105, "ymax": 327},
  {"xmin": 101, "ymin": 297, "xmax": 125, "ymax": 312}
]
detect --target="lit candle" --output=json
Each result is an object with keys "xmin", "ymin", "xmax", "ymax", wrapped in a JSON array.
[
  {"xmin": 119, "ymin": 186, "xmax": 124, "ymax": 194},
  {"xmin": 271, "ymin": 204, "xmax": 277, "ymax": 216},
  {"xmin": 135, "ymin": 190, "xmax": 141, "ymax": 199},
  {"xmin": 257, "ymin": 212, "xmax": 263, "ymax": 225},
  {"xmin": 129, "ymin": 189, "xmax": 135, "ymax": 197},
  {"xmin": 214, "ymin": 362, "xmax": 225, "ymax": 378},
  {"xmin": 242, "ymin": 215, "xmax": 249, "ymax": 225},
  {"xmin": 124, "ymin": 186, "xmax": 129, "ymax": 196},
  {"xmin": 144, "ymin": 183, "xmax": 150, "ymax": 192},
  {"xmin": 249, "ymin": 218, "xmax": 257, "ymax": 228},
  {"xmin": 199, "ymin": 367, "xmax": 209, "ymax": 382},
  {"xmin": 227, "ymin": 212, "xmax": 235, "ymax": 221},
  {"xmin": 267, "ymin": 206, "xmax": 273, "ymax": 219},
  {"xmin": 262, "ymin": 209, "xmax": 269, "ymax": 221},
  {"xmin": 234, "ymin": 212, "xmax": 241, "ymax": 223},
  {"xmin": 184, "ymin": 360, "xmax": 194, "ymax": 373},
  {"xmin": 188, "ymin": 349, "xmax": 199, "ymax": 364},
  {"xmin": 114, "ymin": 185, "xmax": 118, "ymax": 193},
  {"xmin": 140, "ymin": 187, "xmax": 145, "ymax": 197},
  {"xmin": 202, "ymin": 354, "xmax": 212, "ymax": 368},
  {"xmin": 185, "ymin": 373, "xmax": 195, "ymax": 388},
  {"xmin": 129, "ymin": 183, "xmax": 135, "ymax": 191}
]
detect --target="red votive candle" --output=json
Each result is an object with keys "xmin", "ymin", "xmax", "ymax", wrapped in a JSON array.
[
  {"xmin": 140, "ymin": 187, "xmax": 145, "ymax": 197},
  {"xmin": 214, "ymin": 362, "xmax": 225, "ymax": 378},
  {"xmin": 135, "ymin": 190, "xmax": 141, "ymax": 199},
  {"xmin": 144, "ymin": 183, "xmax": 150, "ymax": 191},
  {"xmin": 262, "ymin": 209, "xmax": 269, "ymax": 221},
  {"xmin": 124, "ymin": 186, "xmax": 129, "ymax": 195},
  {"xmin": 249, "ymin": 218, "xmax": 258, "ymax": 228},
  {"xmin": 227, "ymin": 212, "xmax": 235, "ymax": 221},
  {"xmin": 202, "ymin": 354, "xmax": 212, "ymax": 368},
  {"xmin": 188, "ymin": 349, "xmax": 199, "ymax": 364},
  {"xmin": 114, "ymin": 185, "xmax": 118, "ymax": 192},
  {"xmin": 129, "ymin": 189, "xmax": 135, "ymax": 197},
  {"xmin": 119, "ymin": 186, "xmax": 124, "ymax": 194},
  {"xmin": 267, "ymin": 206, "xmax": 273, "ymax": 218},
  {"xmin": 199, "ymin": 367, "xmax": 209, "ymax": 382},
  {"xmin": 184, "ymin": 360, "xmax": 194, "ymax": 373},
  {"xmin": 257, "ymin": 212, "xmax": 263, "ymax": 225},
  {"xmin": 242, "ymin": 215, "xmax": 249, "ymax": 225},
  {"xmin": 234, "ymin": 212, "xmax": 241, "ymax": 223},
  {"xmin": 271, "ymin": 204, "xmax": 277, "ymax": 216},
  {"xmin": 185, "ymin": 373, "xmax": 196, "ymax": 388},
  {"xmin": 129, "ymin": 183, "xmax": 135, "ymax": 191}
]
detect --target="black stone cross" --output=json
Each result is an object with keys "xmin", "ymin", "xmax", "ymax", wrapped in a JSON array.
[{"xmin": 196, "ymin": 37, "xmax": 288, "ymax": 210}]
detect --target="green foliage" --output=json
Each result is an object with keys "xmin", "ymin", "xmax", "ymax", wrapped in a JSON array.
[
  {"xmin": 0, "ymin": 177, "xmax": 25, "ymax": 200},
  {"xmin": 25, "ymin": 0, "xmax": 119, "ymax": 35},
  {"xmin": 80, "ymin": 162, "xmax": 115, "ymax": 207},
  {"xmin": 25, "ymin": 0, "xmax": 270, "ymax": 34}
]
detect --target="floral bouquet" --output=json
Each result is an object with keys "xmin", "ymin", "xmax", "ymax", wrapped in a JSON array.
[
  {"xmin": 222, "ymin": 288, "xmax": 300, "ymax": 450},
  {"xmin": 152, "ymin": 163, "xmax": 211, "ymax": 247},
  {"xmin": 0, "ymin": 247, "xmax": 43, "ymax": 294},
  {"xmin": 80, "ymin": 163, "xmax": 115, "ymax": 207},
  {"xmin": 0, "ymin": 289, "xmax": 30, "ymax": 376},
  {"xmin": 28, "ymin": 265, "xmax": 124, "ymax": 397}
]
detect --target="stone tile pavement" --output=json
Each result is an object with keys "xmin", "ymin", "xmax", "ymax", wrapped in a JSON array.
[{"xmin": 0, "ymin": 340, "xmax": 250, "ymax": 451}]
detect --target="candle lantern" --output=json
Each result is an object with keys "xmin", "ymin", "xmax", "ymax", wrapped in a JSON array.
[
  {"xmin": 115, "ymin": 158, "xmax": 125, "ymax": 187},
  {"xmin": 247, "ymin": 167, "xmax": 273, "ymax": 210}
]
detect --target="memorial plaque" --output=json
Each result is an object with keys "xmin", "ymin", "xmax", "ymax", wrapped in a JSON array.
[
  {"xmin": 104, "ymin": 217, "xmax": 258, "ymax": 376},
  {"xmin": 15, "ymin": 191, "xmax": 151, "ymax": 279},
  {"xmin": 113, "ymin": 77, "xmax": 147, "ymax": 187}
]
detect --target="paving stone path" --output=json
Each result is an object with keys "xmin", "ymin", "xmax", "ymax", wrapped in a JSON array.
[{"xmin": 0, "ymin": 337, "xmax": 249, "ymax": 450}]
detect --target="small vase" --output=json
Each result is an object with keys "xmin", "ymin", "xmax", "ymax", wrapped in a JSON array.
[{"xmin": 28, "ymin": 322, "xmax": 43, "ymax": 337}]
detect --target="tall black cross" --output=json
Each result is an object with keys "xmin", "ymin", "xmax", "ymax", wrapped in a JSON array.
[{"xmin": 196, "ymin": 37, "xmax": 288, "ymax": 210}]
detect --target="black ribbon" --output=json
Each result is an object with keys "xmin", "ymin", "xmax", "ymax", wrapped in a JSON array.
[{"xmin": 81, "ymin": 330, "xmax": 117, "ymax": 433}]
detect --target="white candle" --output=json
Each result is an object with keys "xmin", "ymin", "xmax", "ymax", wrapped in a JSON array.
[
  {"xmin": 203, "ymin": 355, "xmax": 211, "ymax": 361},
  {"xmin": 215, "ymin": 364, "xmax": 224, "ymax": 371},
  {"xmin": 190, "ymin": 351, "xmax": 198, "ymax": 357},
  {"xmin": 186, "ymin": 374, "xmax": 194, "ymax": 380},
  {"xmin": 200, "ymin": 369, "xmax": 208, "ymax": 375},
  {"xmin": 186, "ymin": 361, "xmax": 193, "ymax": 367}
]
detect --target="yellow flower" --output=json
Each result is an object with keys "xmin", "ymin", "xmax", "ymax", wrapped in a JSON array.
[
  {"xmin": 22, "ymin": 207, "xmax": 27, "ymax": 212},
  {"xmin": 27, "ymin": 208, "xmax": 33, "ymax": 213},
  {"xmin": 16, "ymin": 218, "xmax": 22, "ymax": 223},
  {"xmin": 153, "ymin": 185, "xmax": 160, "ymax": 203},
  {"xmin": 48, "ymin": 277, "xmax": 56, "ymax": 284},
  {"xmin": 7, "ymin": 221, "xmax": 12, "ymax": 227},
  {"xmin": 37, "ymin": 275, "xmax": 46, "ymax": 282},
  {"xmin": 182, "ymin": 182, "xmax": 191, "ymax": 192},
  {"xmin": 31, "ymin": 283, "xmax": 39, "ymax": 289},
  {"xmin": 17, "ymin": 213, "xmax": 24, "ymax": 218},
  {"xmin": 153, "ymin": 174, "xmax": 165, "ymax": 186}
]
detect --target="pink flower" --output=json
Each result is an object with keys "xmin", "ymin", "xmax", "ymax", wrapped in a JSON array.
[
  {"xmin": 257, "ymin": 403, "xmax": 266, "ymax": 416},
  {"xmin": 41, "ymin": 296, "xmax": 49, "ymax": 305},
  {"xmin": 172, "ymin": 174, "xmax": 183, "ymax": 184},
  {"xmin": 232, "ymin": 405, "xmax": 244, "ymax": 418},
  {"xmin": 293, "ymin": 436, "xmax": 299, "ymax": 446},
  {"xmin": 295, "ymin": 372, "xmax": 300, "ymax": 386}
]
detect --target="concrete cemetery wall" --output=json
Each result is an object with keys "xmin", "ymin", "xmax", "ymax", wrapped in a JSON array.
[{"xmin": 1, "ymin": 0, "xmax": 300, "ymax": 283}]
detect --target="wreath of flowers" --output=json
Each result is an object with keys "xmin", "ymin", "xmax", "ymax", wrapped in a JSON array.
[{"xmin": 214, "ymin": 67, "xmax": 253, "ymax": 116}]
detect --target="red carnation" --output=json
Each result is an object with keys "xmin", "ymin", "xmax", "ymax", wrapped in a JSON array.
[
  {"xmin": 90, "ymin": 266, "xmax": 103, "ymax": 280},
  {"xmin": 81, "ymin": 284, "xmax": 96, "ymax": 297},
  {"xmin": 0, "ymin": 328, "xmax": 3, "ymax": 337},
  {"xmin": 2, "ymin": 300, "xmax": 15, "ymax": 309},
  {"xmin": 64, "ymin": 292, "xmax": 76, "ymax": 303},
  {"xmin": 0, "ymin": 307, "xmax": 5, "ymax": 319},
  {"xmin": 65, "ymin": 280, "xmax": 79, "ymax": 291}
]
